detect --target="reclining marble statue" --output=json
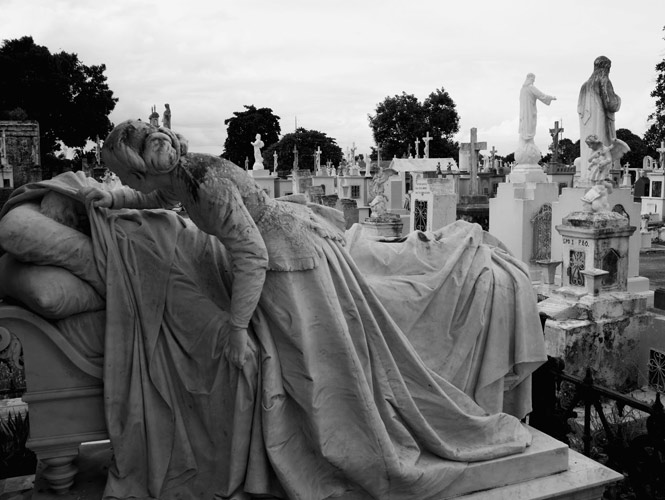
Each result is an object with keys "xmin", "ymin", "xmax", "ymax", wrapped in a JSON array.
[{"xmin": 0, "ymin": 119, "xmax": 547, "ymax": 499}]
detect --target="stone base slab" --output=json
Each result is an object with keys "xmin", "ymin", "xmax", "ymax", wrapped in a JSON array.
[{"xmin": 22, "ymin": 427, "xmax": 594, "ymax": 500}]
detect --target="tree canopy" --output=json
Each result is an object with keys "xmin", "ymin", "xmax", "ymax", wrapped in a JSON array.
[
  {"xmin": 542, "ymin": 137, "xmax": 580, "ymax": 165},
  {"xmin": 222, "ymin": 105, "xmax": 281, "ymax": 166},
  {"xmin": 644, "ymin": 25, "xmax": 665, "ymax": 154},
  {"xmin": 263, "ymin": 127, "xmax": 343, "ymax": 175},
  {"xmin": 368, "ymin": 88, "xmax": 460, "ymax": 159},
  {"xmin": 616, "ymin": 128, "xmax": 648, "ymax": 168},
  {"xmin": 0, "ymin": 36, "xmax": 117, "ymax": 157}
]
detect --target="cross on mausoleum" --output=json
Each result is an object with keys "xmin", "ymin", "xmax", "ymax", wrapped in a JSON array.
[
  {"xmin": 293, "ymin": 145, "xmax": 299, "ymax": 170},
  {"xmin": 350, "ymin": 143, "xmax": 357, "ymax": 164},
  {"xmin": 413, "ymin": 137, "xmax": 420, "ymax": 159},
  {"xmin": 273, "ymin": 151, "xmax": 278, "ymax": 170},
  {"xmin": 489, "ymin": 146, "xmax": 497, "ymax": 167},
  {"xmin": 422, "ymin": 132, "xmax": 432, "ymax": 159},
  {"xmin": 549, "ymin": 120, "xmax": 564, "ymax": 163},
  {"xmin": 460, "ymin": 128, "xmax": 487, "ymax": 195},
  {"xmin": 657, "ymin": 141, "xmax": 665, "ymax": 170}
]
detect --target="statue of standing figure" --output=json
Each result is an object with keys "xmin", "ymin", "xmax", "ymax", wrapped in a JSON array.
[
  {"xmin": 515, "ymin": 73, "xmax": 556, "ymax": 165},
  {"xmin": 251, "ymin": 134, "xmax": 264, "ymax": 170},
  {"xmin": 163, "ymin": 104, "xmax": 171, "ymax": 129},
  {"xmin": 518, "ymin": 73, "xmax": 556, "ymax": 142},
  {"xmin": 578, "ymin": 56, "xmax": 622, "ymax": 184}
]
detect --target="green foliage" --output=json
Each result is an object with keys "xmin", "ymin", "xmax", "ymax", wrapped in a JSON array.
[
  {"xmin": 263, "ymin": 128, "xmax": 343, "ymax": 175},
  {"xmin": 222, "ymin": 105, "xmax": 281, "ymax": 166},
  {"xmin": 545, "ymin": 137, "xmax": 580, "ymax": 165},
  {"xmin": 368, "ymin": 88, "xmax": 460, "ymax": 159},
  {"xmin": 0, "ymin": 410, "xmax": 36, "ymax": 479},
  {"xmin": 616, "ymin": 129, "xmax": 648, "ymax": 168},
  {"xmin": 0, "ymin": 36, "xmax": 117, "ymax": 157},
  {"xmin": 644, "ymin": 26, "xmax": 665, "ymax": 154}
]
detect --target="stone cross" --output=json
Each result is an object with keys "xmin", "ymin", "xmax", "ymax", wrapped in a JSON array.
[
  {"xmin": 622, "ymin": 162, "xmax": 631, "ymax": 187},
  {"xmin": 293, "ymin": 145, "xmax": 299, "ymax": 170},
  {"xmin": 315, "ymin": 146, "xmax": 322, "ymax": 171},
  {"xmin": 95, "ymin": 135, "xmax": 101, "ymax": 165},
  {"xmin": 413, "ymin": 138, "xmax": 420, "ymax": 159},
  {"xmin": 273, "ymin": 151, "xmax": 278, "ymax": 170},
  {"xmin": 489, "ymin": 146, "xmax": 497, "ymax": 168},
  {"xmin": 350, "ymin": 143, "xmax": 357, "ymax": 164},
  {"xmin": 657, "ymin": 141, "xmax": 665, "ymax": 170},
  {"xmin": 422, "ymin": 132, "xmax": 432, "ymax": 158},
  {"xmin": 549, "ymin": 120, "xmax": 564, "ymax": 163},
  {"xmin": 460, "ymin": 128, "xmax": 487, "ymax": 195}
]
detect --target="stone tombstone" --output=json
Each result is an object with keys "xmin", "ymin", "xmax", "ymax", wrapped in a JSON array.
[
  {"xmin": 409, "ymin": 174, "xmax": 456, "ymax": 232},
  {"xmin": 531, "ymin": 203, "xmax": 552, "ymax": 261},
  {"xmin": 0, "ymin": 121, "xmax": 41, "ymax": 188},
  {"xmin": 556, "ymin": 211, "xmax": 636, "ymax": 292},
  {"xmin": 292, "ymin": 168, "xmax": 312, "ymax": 195},
  {"xmin": 307, "ymin": 184, "xmax": 324, "ymax": 204}
]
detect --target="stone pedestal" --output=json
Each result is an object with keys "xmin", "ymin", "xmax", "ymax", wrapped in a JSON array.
[
  {"xmin": 249, "ymin": 168, "xmax": 275, "ymax": 198},
  {"xmin": 539, "ymin": 210, "xmax": 653, "ymax": 391},
  {"xmin": 540, "ymin": 290, "xmax": 652, "ymax": 391},
  {"xmin": 489, "ymin": 181, "xmax": 559, "ymax": 279},
  {"xmin": 552, "ymin": 186, "xmax": 649, "ymax": 296},
  {"xmin": 508, "ymin": 164, "xmax": 548, "ymax": 183},
  {"xmin": 21, "ymin": 428, "xmax": 621, "ymax": 500},
  {"xmin": 410, "ymin": 176, "xmax": 456, "ymax": 232},
  {"xmin": 361, "ymin": 214, "xmax": 403, "ymax": 239},
  {"xmin": 556, "ymin": 211, "xmax": 635, "ymax": 292}
]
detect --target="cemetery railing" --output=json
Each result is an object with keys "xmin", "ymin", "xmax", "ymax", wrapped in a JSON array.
[{"xmin": 530, "ymin": 356, "xmax": 665, "ymax": 499}]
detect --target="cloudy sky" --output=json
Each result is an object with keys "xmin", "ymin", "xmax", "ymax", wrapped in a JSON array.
[{"xmin": 2, "ymin": 0, "xmax": 665, "ymax": 161}]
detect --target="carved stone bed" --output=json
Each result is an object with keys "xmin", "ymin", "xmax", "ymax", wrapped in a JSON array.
[{"xmin": 0, "ymin": 303, "xmax": 106, "ymax": 494}]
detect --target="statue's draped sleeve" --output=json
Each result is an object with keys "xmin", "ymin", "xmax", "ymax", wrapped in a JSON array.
[
  {"xmin": 193, "ymin": 177, "xmax": 268, "ymax": 331},
  {"xmin": 109, "ymin": 182, "xmax": 269, "ymax": 331}
]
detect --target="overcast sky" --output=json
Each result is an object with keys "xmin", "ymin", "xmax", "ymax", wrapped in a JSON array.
[{"xmin": 2, "ymin": 0, "xmax": 665, "ymax": 161}]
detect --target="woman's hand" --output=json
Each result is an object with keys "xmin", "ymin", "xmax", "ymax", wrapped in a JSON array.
[
  {"xmin": 224, "ymin": 326, "xmax": 253, "ymax": 369},
  {"xmin": 80, "ymin": 187, "xmax": 113, "ymax": 208}
]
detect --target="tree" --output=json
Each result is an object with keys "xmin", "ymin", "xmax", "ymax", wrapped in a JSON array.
[
  {"xmin": 222, "ymin": 105, "xmax": 280, "ymax": 166},
  {"xmin": 0, "ymin": 36, "xmax": 117, "ymax": 158},
  {"xmin": 263, "ymin": 127, "xmax": 343, "ymax": 176},
  {"xmin": 644, "ymin": 26, "xmax": 665, "ymax": 154},
  {"xmin": 368, "ymin": 88, "xmax": 460, "ymax": 159},
  {"xmin": 616, "ymin": 129, "xmax": 648, "ymax": 168},
  {"xmin": 544, "ymin": 137, "xmax": 579, "ymax": 165}
]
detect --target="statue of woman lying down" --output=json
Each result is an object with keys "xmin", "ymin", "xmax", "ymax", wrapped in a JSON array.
[{"xmin": 80, "ymin": 119, "xmax": 539, "ymax": 500}]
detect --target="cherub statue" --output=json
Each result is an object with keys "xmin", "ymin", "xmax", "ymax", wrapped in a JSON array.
[
  {"xmin": 368, "ymin": 167, "xmax": 397, "ymax": 218},
  {"xmin": 581, "ymin": 134, "xmax": 630, "ymax": 212}
]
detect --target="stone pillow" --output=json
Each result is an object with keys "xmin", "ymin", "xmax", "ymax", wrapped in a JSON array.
[
  {"xmin": 0, "ymin": 254, "xmax": 105, "ymax": 319},
  {"xmin": 0, "ymin": 201, "xmax": 104, "ymax": 295}
]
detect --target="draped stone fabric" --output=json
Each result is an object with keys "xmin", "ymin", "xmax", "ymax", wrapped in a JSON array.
[
  {"xmin": 346, "ymin": 223, "xmax": 547, "ymax": 418},
  {"xmin": 1, "ymin": 173, "xmax": 544, "ymax": 500}
]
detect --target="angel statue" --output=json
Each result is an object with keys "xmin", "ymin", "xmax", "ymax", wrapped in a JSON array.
[
  {"xmin": 581, "ymin": 134, "xmax": 630, "ymax": 212},
  {"xmin": 368, "ymin": 167, "xmax": 398, "ymax": 219}
]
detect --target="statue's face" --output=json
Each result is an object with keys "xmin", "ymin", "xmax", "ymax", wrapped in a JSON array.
[{"xmin": 256, "ymin": 134, "xmax": 261, "ymax": 140}]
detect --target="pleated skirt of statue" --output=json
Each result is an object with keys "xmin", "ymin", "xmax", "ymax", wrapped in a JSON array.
[{"xmin": 251, "ymin": 237, "xmax": 531, "ymax": 500}]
